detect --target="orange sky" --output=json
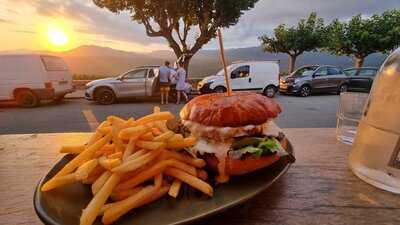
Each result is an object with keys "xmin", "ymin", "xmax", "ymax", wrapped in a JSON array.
[{"xmin": 0, "ymin": 0, "xmax": 169, "ymax": 53}]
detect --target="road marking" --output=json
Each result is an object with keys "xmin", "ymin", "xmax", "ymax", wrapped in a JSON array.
[{"xmin": 82, "ymin": 109, "xmax": 99, "ymax": 131}]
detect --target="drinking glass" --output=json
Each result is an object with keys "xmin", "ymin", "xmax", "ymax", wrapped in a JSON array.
[{"xmin": 336, "ymin": 92, "xmax": 369, "ymax": 145}]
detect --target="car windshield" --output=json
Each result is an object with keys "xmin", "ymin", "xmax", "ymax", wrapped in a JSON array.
[
  {"xmin": 291, "ymin": 66, "xmax": 318, "ymax": 77},
  {"xmin": 344, "ymin": 69, "xmax": 357, "ymax": 76},
  {"xmin": 216, "ymin": 65, "xmax": 235, "ymax": 76}
]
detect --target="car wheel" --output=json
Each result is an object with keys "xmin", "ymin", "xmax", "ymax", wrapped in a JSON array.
[
  {"xmin": 338, "ymin": 84, "xmax": 348, "ymax": 94},
  {"xmin": 299, "ymin": 85, "xmax": 311, "ymax": 97},
  {"xmin": 95, "ymin": 88, "xmax": 116, "ymax": 105},
  {"xmin": 214, "ymin": 86, "xmax": 227, "ymax": 93},
  {"xmin": 16, "ymin": 90, "xmax": 40, "ymax": 108},
  {"xmin": 263, "ymin": 85, "xmax": 277, "ymax": 98}
]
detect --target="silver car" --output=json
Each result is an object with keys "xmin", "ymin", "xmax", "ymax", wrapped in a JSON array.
[{"xmin": 85, "ymin": 66, "xmax": 160, "ymax": 104}]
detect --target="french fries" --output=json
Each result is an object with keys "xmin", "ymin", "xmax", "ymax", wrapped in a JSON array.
[
  {"xmin": 122, "ymin": 138, "xmax": 135, "ymax": 161},
  {"xmin": 168, "ymin": 179, "xmax": 182, "ymax": 198},
  {"xmin": 115, "ymin": 159, "xmax": 196, "ymax": 191},
  {"xmin": 153, "ymin": 131, "xmax": 174, "ymax": 142},
  {"xmin": 80, "ymin": 173, "xmax": 121, "ymax": 225},
  {"xmin": 139, "ymin": 131, "xmax": 154, "ymax": 141},
  {"xmin": 92, "ymin": 171, "xmax": 111, "ymax": 195},
  {"xmin": 42, "ymin": 133, "xmax": 112, "ymax": 191},
  {"xmin": 41, "ymin": 107, "xmax": 213, "ymax": 225},
  {"xmin": 160, "ymin": 149, "xmax": 206, "ymax": 168},
  {"xmin": 118, "ymin": 125, "xmax": 148, "ymax": 140},
  {"xmin": 109, "ymin": 187, "xmax": 143, "ymax": 202},
  {"xmin": 102, "ymin": 185, "xmax": 169, "ymax": 225},
  {"xmin": 135, "ymin": 112, "xmax": 174, "ymax": 125},
  {"xmin": 48, "ymin": 173, "xmax": 77, "ymax": 187},
  {"xmin": 99, "ymin": 156, "xmax": 122, "ymax": 170},
  {"xmin": 136, "ymin": 140, "xmax": 165, "ymax": 150},
  {"xmin": 75, "ymin": 159, "xmax": 99, "ymax": 180},
  {"xmin": 112, "ymin": 150, "xmax": 161, "ymax": 173},
  {"xmin": 167, "ymin": 137, "xmax": 197, "ymax": 149},
  {"xmin": 165, "ymin": 168, "xmax": 213, "ymax": 197},
  {"xmin": 60, "ymin": 145, "xmax": 85, "ymax": 154}
]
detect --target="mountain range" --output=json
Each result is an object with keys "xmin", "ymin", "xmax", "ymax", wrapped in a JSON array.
[{"xmin": 2, "ymin": 45, "xmax": 388, "ymax": 78}]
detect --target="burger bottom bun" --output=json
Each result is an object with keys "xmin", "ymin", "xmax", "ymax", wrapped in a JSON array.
[{"xmin": 202, "ymin": 154, "xmax": 280, "ymax": 176}]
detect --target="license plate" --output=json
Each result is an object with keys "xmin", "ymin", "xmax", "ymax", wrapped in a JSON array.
[{"xmin": 59, "ymin": 80, "xmax": 68, "ymax": 85}]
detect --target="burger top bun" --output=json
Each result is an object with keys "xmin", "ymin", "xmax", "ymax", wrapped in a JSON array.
[{"xmin": 180, "ymin": 92, "xmax": 282, "ymax": 127}]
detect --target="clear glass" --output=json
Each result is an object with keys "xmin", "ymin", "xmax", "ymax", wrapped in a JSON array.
[{"xmin": 336, "ymin": 92, "xmax": 369, "ymax": 145}]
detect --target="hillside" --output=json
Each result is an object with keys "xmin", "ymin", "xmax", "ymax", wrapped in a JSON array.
[{"xmin": 2, "ymin": 45, "xmax": 387, "ymax": 78}]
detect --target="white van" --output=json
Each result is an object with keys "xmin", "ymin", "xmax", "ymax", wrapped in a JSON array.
[
  {"xmin": 0, "ymin": 54, "xmax": 74, "ymax": 107},
  {"xmin": 197, "ymin": 61, "xmax": 280, "ymax": 97}
]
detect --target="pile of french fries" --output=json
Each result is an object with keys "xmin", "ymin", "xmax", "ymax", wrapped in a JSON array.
[{"xmin": 41, "ymin": 107, "xmax": 212, "ymax": 225}]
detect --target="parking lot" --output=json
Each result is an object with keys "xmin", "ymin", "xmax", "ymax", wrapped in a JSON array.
[{"xmin": 0, "ymin": 94, "xmax": 339, "ymax": 134}]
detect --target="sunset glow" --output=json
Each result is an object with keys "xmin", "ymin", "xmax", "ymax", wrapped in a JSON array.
[{"xmin": 47, "ymin": 28, "xmax": 69, "ymax": 46}]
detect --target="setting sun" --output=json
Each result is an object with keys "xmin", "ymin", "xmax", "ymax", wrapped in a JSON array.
[{"xmin": 47, "ymin": 28, "xmax": 68, "ymax": 46}]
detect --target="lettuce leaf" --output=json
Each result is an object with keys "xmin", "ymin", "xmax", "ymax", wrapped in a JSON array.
[
  {"xmin": 257, "ymin": 138, "xmax": 280, "ymax": 153},
  {"xmin": 230, "ymin": 137, "xmax": 280, "ymax": 159}
]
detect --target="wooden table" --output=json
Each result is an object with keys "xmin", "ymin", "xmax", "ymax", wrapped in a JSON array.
[{"xmin": 0, "ymin": 128, "xmax": 399, "ymax": 225}]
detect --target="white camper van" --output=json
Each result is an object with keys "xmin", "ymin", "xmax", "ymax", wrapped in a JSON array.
[
  {"xmin": 197, "ymin": 61, "xmax": 280, "ymax": 97},
  {"xmin": 0, "ymin": 54, "xmax": 74, "ymax": 107}
]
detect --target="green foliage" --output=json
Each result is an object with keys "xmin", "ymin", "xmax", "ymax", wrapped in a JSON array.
[
  {"xmin": 259, "ymin": 12, "xmax": 325, "ymax": 72},
  {"xmin": 259, "ymin": 12, "xmax": 325, "ymax": 56},
  {"xmin": 92, "ymin": 0, "xmax": 258, "ymax": 72},
  {"xmin": 325, "ymin": 9, "xmax": 400, "ymax": 67}
]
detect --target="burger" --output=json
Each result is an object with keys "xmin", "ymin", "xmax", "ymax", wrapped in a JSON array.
[{"xmin": 179, "ymin": 92, "xmax": 294, "ymax": 183}]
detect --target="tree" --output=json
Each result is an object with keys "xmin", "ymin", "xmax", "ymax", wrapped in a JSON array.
[
  {"xmin": 259, "ymin": 12, "xmax": 324, "ymax": 73},
  {"xmin": 325, "ymin": 10, "xmax": 400, "ymax": 68},
  {"xmin": 93, "ymin": 0, "xmax": 258, "ymax": 74}
]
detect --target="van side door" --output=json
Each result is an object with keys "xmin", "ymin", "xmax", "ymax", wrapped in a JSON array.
[
  {"xmin": 230, "ymin": 65, "xmax": 253, "ymax": 91},
  {"xmin": 115, "ymin": 69, "xmax": 147, "ymax": 97}
]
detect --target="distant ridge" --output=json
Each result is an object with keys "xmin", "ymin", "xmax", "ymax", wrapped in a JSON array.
[{"xmin": 1, "ymin": 45, "xmax": 387, "ymax": 77}]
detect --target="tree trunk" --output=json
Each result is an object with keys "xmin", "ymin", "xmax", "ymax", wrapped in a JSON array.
[
  {"xmin": 176, "ymin": 54, "xmax": 192, "ymax": 77},
  {"xmin": 288, "ymin": 55, "xmax": 297, "ymax": 74},
  {"xmin": 182, "ymin": 57, "xmax": 191, "ymax": 76},
  {"xmin": 355, "ymin": 56, "xmax": 365, "ymax": 68}
]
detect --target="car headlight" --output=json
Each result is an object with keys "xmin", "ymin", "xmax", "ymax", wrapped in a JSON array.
[{"xmin": 85, "ymin": 83, "xmax": 94, "ymax": 89}]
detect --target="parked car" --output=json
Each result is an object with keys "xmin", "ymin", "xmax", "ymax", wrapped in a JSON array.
[
  {"xmin": 0, "ymin": 54, "xmax": 74, "ymax": 107},
  {"xmin": 344, "ymin": 67, "xmax": 378, "ymax": 92},
  {"xmin": 85, "ymin": 66, "xmax": 160, "ymax": 104},
  {"xmin": 197, "ymin": 61, "xmax": 280, "ymax": 97},
  {"xmin": 279, "ymin": 65, "xmax": 348, "ymax": 97}
]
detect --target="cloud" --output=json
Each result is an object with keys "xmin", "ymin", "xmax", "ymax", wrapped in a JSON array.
[
  {"xmin": 17, "ymin": 0, "xmax": 400, "ymax": 50},
  {"xmin": 207, "ymin": 0, "xmax": 400, "ymax": 48},
  {"xmin": 0, "ymin": 18, "xmax": 13, "ymax": 24},
  {"xmin": 12, "ymin": 30, "xmax": 37, "ymax": 34},
  {"xmin": 34, "ymin": 0, "xmax": 164, "ymax": 46}
]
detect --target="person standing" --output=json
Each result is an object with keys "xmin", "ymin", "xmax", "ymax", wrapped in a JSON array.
[
  {"xmin": 175, "ymin": 61, "xmax": 189, "ymax": 104},
  {"xmin": 158, "ymin": 61, "xmax": 171, "ymax": 104}
]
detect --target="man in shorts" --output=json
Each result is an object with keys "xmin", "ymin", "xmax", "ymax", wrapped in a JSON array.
[{"xmin": 159, "ymin": 61, "xmax": 171, "ymax": 104}]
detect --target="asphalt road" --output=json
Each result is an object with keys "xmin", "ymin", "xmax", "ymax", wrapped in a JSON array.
[{"xmin": 0, "ymin": 94, "xmax": 339, "ymax": 134}]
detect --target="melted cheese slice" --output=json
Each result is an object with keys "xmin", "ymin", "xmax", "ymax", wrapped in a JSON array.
[
  {"xmin": 192, "ymin": 139, "xmax": 231, "ymax": 183},
  {"xmin": 184, "ymin": 120, "xmax": 281, "ymax": 141}
]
